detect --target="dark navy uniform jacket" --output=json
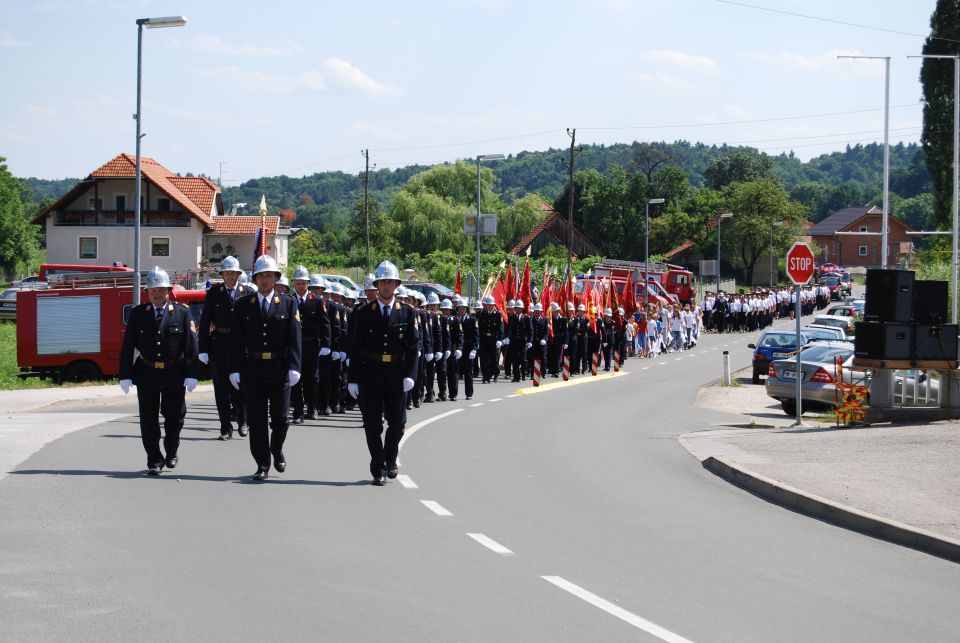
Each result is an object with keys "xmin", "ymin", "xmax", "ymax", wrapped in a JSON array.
[
  {"xmin": 229, "ymin": 291, "xmax": 302, "ymax": 384},
  {"xmin": 477, "ymin": 310, "xmax": 504, "ymax": 341},
  {"xmin": 295, "ymin": 292, "xmax": 331, "ymax": 376},
  {"xmin": 443, "ymin": 313, "xmax": 463, "ymax": 353},
  {"xmin": 551, "ymin": 314, "xmax": 569, "ymax": 345},
  {"xmin": 198, "ymin": 282, "xmax": 256, "ymax": 356},
  {"xmin": 120, "ymin": 300, "xmax": 199, "ymax": 388},
  {"xmin": 507, "ymin": 312, "xmax": 532, "ymax": 344},
  {"xmin": 460, "ymin": 313, "xmax": 479, "ymax": 354},
  {"xmin": 348, "ymin": 299, "xmax": 419, "ymax": 389}
]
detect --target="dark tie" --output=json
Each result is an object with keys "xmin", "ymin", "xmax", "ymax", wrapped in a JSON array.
[
  {"xmin": 155, "ymin": 307, "xmax": 163, "ymax": 323},
  {"xmin": 228, "ymin": 288, "xmax": 235, "ymax": 301},
  {"xmin": 382, "ymin": 305, "xmax": 389, "ymax": 323},
  {"xmin": 261, "ymin": 297, "xmax": 268, "ymax": 316}
]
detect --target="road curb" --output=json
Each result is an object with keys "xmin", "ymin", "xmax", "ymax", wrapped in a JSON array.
[{"xmin": 702, "ymin": 455, "xmax": 960, "ymax": 564}]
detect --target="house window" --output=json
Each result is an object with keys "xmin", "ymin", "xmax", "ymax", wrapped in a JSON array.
[
  {"xmin": 157, "ymin": 198, "xmax": 171, "ymax": 212},
  {"xmin": 151, "ymin": 237, "xmax": 170, "ymax": 257},
  {"xmin": 88, "ymin": 197, "xmax": 102, "ymax": 211},
  {"xmin": 115, "ymin": 195, "xmax": 126, "ymax": 211},
  {"xmin": 859, "ymin": 246, "xmax": 868, "ymax": 257},
  {"xmin": 859, "ymin": 226, "xmax": 868, "ymax": 232},
  {"xmin": 79, "ymin": 237, "xmax": 98, "ymax": 259}
]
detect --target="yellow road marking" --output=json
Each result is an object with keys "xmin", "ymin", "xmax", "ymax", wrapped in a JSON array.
[{"xmin": 514, "ymin": 370, "xmax": 627, "ymax": 395}]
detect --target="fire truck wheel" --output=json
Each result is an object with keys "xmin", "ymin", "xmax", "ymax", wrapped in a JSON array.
[{"xmin": 59, "ymin": 361, "xmax": 102, "ymax": 384}]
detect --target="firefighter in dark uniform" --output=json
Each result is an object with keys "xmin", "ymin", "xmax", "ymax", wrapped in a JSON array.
[
  {"xmin": 197, "ymin": 256, "xmax": 254, "ymax": 440},
  {"xmin": 310, "ymin": 275, "xmax": 340, "ymax": 416},
  {"xmin": 119, "ymin": 266, "xmax": 199, "ymax": 475},
  {"xmin": 229, "ymin": 255, "xmax": 302, "ymax": 481},
  {"xmin": 423, "ymin": 293, "xmax": 444, "ymax": 402},
  {"xmin": 616, "ymin": 307, "xmax": 629, "ymax": 363},
  {"xmin": 413, "ymin": 291, "xmax": 432, "ymax": 407},
  {"xmin": 456, "ymin": 297, "xmax": 478, "ymax": 399},
  {"xmin": 329, "ymin": 283, "xmax": 350, "ymax": 413},
  {"xmin": 574, "ymin": 304, "xmax": 589, "ymax": 374},
  {"xmin": 290, "ymin": 266, "xmax": 331, "ymax": 423},
  {"xmin": 528, "ymin": 303, "xmax": 548, "ymax": 378},
  {"xmin": 601, "ymin": 308, "xmax": 615, "ymax": 370},
  {"xmin": 548, "ymin": 302, "xmax": 568, "ymax": 378},
  {"xmin": 477, "ymin": 295, "xmax": 503, "ymax": 383},
  {"xmin": 440, "ymin": 298, "xmax": 463, "ymax": 401},
  {"xmin": 506, "ymin": 300, "xmax": 532, "ymax": 382},
  {"xmin": 347, "ymin": 261, "xmax": 419, "ymax": 486},
  {"xmin": 586, "ymin": 306, "xmax": 603, "ymax": 372}
]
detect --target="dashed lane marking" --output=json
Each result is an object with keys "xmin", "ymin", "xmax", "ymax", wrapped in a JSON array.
[
  {"xmin": 489, "ymin": 398, "xmax": 503, "ymax": 402},
  {"xmin": 541, "ymin": 576, "xmax": 693, "ymax": 643},
  {"xmin": 469, "ymin": 402, "xmax": 484, "ymax": 407},
  {"xmin": 421, "ymin": 500, "xmax": 453, "ymax": 516},
  {"xmin": 506, "ymin": 394, "xmax": 521, "ymax": 398},
  {"xmin": 397, "ymin": 475, "xmax": 418, "ymax": 489},
  {"xmin": 467, "ymin": 533, "xmax": 514, "ymax": 555},
  {"xmin": 398, "ymin": 408, "xmax": 463, "ymax": 451}
]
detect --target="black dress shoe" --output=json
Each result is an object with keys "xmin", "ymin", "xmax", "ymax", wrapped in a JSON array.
[
  {"xmin": 147, "ymin": 463, "xmax": 162, "ymax": 476},
  {"xmin": 449, "ymin": 397, "xmax": 457, "ymax": 402},
  {"xmin": 218, "ymin": 433, "xmax": 231, "ymax": 441},
  {"xmin": 371, "ymin": 473, "xmax": 386, "ymax": 486},
  {"xmin": 273, "ymin": 453, "xmax": 286, "ymax": 473},
  {"xmin": 237, "ymin": 425, "xmax": 248, "ymax": 437},
  {"xmin": 406, "ymin": 402, "xmax": 413, "ymax": 410},
  {"xmin": 305, "ymin": 411, "xmax": 317, "ymax": 420},
  {"xmin": 386, "ymin": 464, "xmax": 398, "ymax": 479},
  {"xmin": 335, "ymin": 406, "xmax": 346, "ymax": 415},
  {"xmin": 320, "ymin": 407, "xmax": 331, "ymax": 416},
  {"xmin": 438, "ymin": 395, "xmax": 447, "ymax": 401},
  {"xmin": 413, "ymin": 400, "xmax": 421, "ymax": 408},
  {"xmin": 291, "ymin": 416, "xmax": 303, "ymax": 425},
  {"xmin": 164, "ymin": 455, "xmax": 178, "ymax": 469},
  {"xmin": 466, "ymin": 396, "xmax": 472, "ymax": 400},
  {"xmin": 252, "ymin": 468, "xmax": 269, "ymax": 481}
]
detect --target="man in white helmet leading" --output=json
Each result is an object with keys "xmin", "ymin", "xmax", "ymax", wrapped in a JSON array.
[
  {"xmin": 228, "ymin": 255, "xmax": 302, "ymax": 481},
  {"xmin": 347, "ymin": 260, "xmax": 419, "ymax": 485},
  {"xmin": 119, "ymin": 266, "xmax": 199, "ymax": 475}
]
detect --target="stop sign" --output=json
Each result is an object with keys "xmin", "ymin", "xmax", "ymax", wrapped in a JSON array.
[{"xmin": 786, "ymin": 242, "xmax": 815, "ymax": 285}]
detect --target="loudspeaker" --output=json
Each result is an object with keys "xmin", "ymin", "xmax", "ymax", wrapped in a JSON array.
[
  {"xmin": 864, "ymin": 269, "xmax": 914, "ymax": 322},
  {"xmin": 913, "ymin": 324, "xmax": 958, "ymax": 361},
  {"xmin": 912, "ymin": 280, "xmax": 949, "ymax": 324},
  {"xmin": 855, "ymin": 322, "xmax": 912, "ymax": 360}
]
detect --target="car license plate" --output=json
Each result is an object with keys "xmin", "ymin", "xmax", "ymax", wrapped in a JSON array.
[
  {"xmin": 780, "ymin": 369, "xmax": 797, "ymax": 380},
  {"xmin": 773, "ymin": 352, "xmax": 789, "ymax": 358}
]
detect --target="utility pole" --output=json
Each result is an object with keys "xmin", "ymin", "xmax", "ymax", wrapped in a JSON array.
[
  {"xmin": 218, "ymin": 161, "xmax": 228, "ymax": 188},
  {"xmin": 563, "ymin": 128, "xmax": 580, "ymax": 278},
  {"xmin": 361, "ymin": 149, "xmax": 372, "ymax": 271}
]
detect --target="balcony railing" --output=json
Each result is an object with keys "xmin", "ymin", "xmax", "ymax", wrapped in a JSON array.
[{"xmin": 53, "ymin": 210, "xmax": 191, "ymax": 227}]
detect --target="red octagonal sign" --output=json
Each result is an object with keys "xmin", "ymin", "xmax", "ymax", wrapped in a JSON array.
[{"xmin": 786, "ymin": 242, "xmax": 815, "ymax": 285}]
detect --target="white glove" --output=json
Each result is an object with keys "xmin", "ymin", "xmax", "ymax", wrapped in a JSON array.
[
  {"xmin": 469, "ymin": 350, "xmax": 476, "ymax": 360},
  {"xmin": 184, "ymin": 377, "xmax": 198, "ymax": 392},
  {"xmin": 288, "ymin": 370, "xmax": 301, "ymax": 387},
  {"xmin": 319, "ymin": 347, "xmax": 331, "ymax": 357},
  {"xmin": 346, "ymin": 358, "xmax": 350, "ymax": 367},
  {"xmin": 540, "ymin": 339, "xmax": 547, "ymax": 346},
  {"xmin": 496, "ymin": 341, "xmax": 502, "ymax": 349},
  {"xmin": 417, "ymin": 351, "xmax": 422, "ymax": 358},
  {"xmin": 331, "ymin": 351, "xmax": 341, "ymax": 361},
  {"xmin": 339, "ymin": 352, "xmax": 347, "ymax": 362},
  {"xmin": 563, "ymin": 344, "xmax": 568, "ymax": 350},
  {"xmin": 444, "ymin": 350, "xmax": 451, "ymax": 360},
  {"xmin": 435, "ymin": 352, "xmax": 444, "ymax": 362},
  {"xmin": 119, "ymin": 379, "xmax": 131, "ymax": 394},
  {"xmin": 402, "ymin": 377, "xmax": 414, "ymax": 392},
  {"xmin": 502, "ymin": 338, "xmax": 510, "ymax": 346},
  {"xmin": 525, "ymin": 343, "xmax": 532, "ymax": 350},
  {"xmin": 229, "ymin": 372, "xmax": 240, "ymax": 389},
  {"xmin": 602, "ymin": 342, "xmax": 608, "ymax": 347},
  {"xmin": 348, "ymin": 383, "xmax": 360, "ymax": 398},
  {"xmin": 198, "ymin": 352, "xmax": 209, "ymax": 365},
  {"xmin": 454, "ymin": 349, "xmax": 462, "ymax": 359}
]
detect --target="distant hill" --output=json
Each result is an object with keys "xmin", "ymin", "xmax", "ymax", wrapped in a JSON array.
[{"xmin": 22, "ymin": 140, "xmax": 929, "ymax": 231}]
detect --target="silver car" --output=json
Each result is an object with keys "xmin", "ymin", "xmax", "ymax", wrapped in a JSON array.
[{"xmin": 765, "ymin": 342, "xmax": 859, "ymax": 415}]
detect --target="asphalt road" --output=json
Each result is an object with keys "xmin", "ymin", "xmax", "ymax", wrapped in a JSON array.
[{"xmin": 2, "ymin": 314, "xmax": 959, "ymax": 642}]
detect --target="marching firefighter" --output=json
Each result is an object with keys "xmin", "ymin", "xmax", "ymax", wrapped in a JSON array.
[
  {"xmin": 440, "ymin": 298, "xmax": 463, "ymax": 401},
  {"xmin": 456, "ymin": 297, "xmax": 479, "ymax": 400},
  {"xmin": 290, "ymin": 266, "xmax": 331, "ymax": 423},
  {"xmin": 477, "ymin": 295, "xmax": 503, "ymax": 384},
  {"xmin": 119, "ymin": 266, "xmax": 199, "ymax": 475},
  {"xmin": 506, "ymin": 300, "xmax": 531, "ymax": 382},
  {"xmin": 197, "ymin": 256, "xmax": 255, "ymax": 440},
  {"xmin": 548, "ymin": 302, "xmax": 568, "ymax": 378},
  {"xmin": 229, "ymin": 255, "xmax": 302, "ymax": 481},
  {"xmin": 601, "ymin": 308, "xmax": 615, "ymax": 371},
  {"xmin": 309, "ymin": 275, "xmax": 340, "ymax": 416},
  {"xmin": 347, "ymin": 260, "xmax": 419, "ymax": 486},
  {"xmin": 528, "ymin": 303, "xmax": 548, "ymax": 378},
  {"xmin": 423, "ymin": 293, "xmax": 445, "ymax": 402}
]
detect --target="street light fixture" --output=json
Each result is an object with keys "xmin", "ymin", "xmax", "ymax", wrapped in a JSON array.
[
  {"xmin": 716, "ymin": 211, "xmax": 734, "ymax": 289},
  {"xmin": 770, "ymin": 221, "xmax": 783, "ymax": 287},
  {"xmin": 133, "ymin": 15, "xmax": 187, "ymax": 306},
  {"xmin": 645, "ymin": 198, "xmax": 665, "ymax": 304},
  {"xmin": 475, "ymin": 154, "xmax": 504, "ymax": 304}
]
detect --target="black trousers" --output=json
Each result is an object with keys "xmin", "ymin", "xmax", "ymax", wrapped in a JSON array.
[
  {"xmin": 425, "ymin": 358, "xmax": 439, "ymax": 399},
  {"xmin": 245, "ymin": 379, "xmax": 291, "ymax": 470},
  {"xmin": 211, "ymin": 349, "xmax": 240, "ymax": 435},
  {"xmin": 548, "ymin": 340, "xmax": 564, "ymax": 375},
  {"xmin": 413, "ymin": 353, "xmax": 427, "ymax": 403},
  {"xmin": 507, "ymin": 345, "xmax": 524, "ymax": 380},
  {"xmin": 291, "ymin": 341, "xmax": 319, "ymax": 418},
  {"xmin": 479, "ymin": 338, "xmax": 499, "ymax": 381},
  {"xmin": 445, "ymin": 355, "xmax": 459, "ymax": 398},
  {"xmin": 316, "ymin": 355, "xmax": 332, "ymax": 412},
  {"xmin": 459, "ymin": 354, "xmax": 474, "ymax": 398},
  {"xmin": 358, "ymin": 384, "xmax": 406, "ymax": 476},
  {"xmin": 136, "ymin": 383, "xmax": 186, "ymax": 467}
]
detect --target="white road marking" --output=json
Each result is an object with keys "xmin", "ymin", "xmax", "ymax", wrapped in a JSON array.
[
  {"xmin": 421, "ymin": 500, "xmax": 453, "ymax": 516},
  {"xmin": 642, "ymin": 366, "xmax": 650, "ymax": 370},
  {"xmin": 674, "ymin": 358, "xmax": 682, "ymax": 362},
  {"xmin": 712, "ymin": 347, "xmax": 718, "ymax": 351},
  {"xmin": 398, "ymin": 408, "xmax": 463, "ymax": 451},
  {"xmin": 469, "ymin": 402, "xmax": 484, "ymax": 407},
  {"xmin": 506, "ymin": 394, "xmax": 521, "ymax": 398},
  {"xmin": 397, "ymin": 475, "xmax": 418, "ymax": 489},
  {"xmin": 489, "ymin": 398, "xmax": 503, "ymax": 402},
  {"xmin": 467, "ymin": 533, "xmax": 514, "ymax": 555},
  {"xmin": 541, "ymin": 576, "xmax": 693, "ymax": 643},
  {"xmin": 658, "ymin": 362, "xmax": 666, "ymax": 366}
]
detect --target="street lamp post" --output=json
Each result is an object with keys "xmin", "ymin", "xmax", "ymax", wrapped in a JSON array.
[
  {"xmin": 770, "ymin": 221, "xmax": 783, "ymax": 287},
  {"xmin": 716, "ymin": 212, "xmax": 734, "ymax": 289},
  {"xmin": 645, "ymin": 198, "xmax": 664, "ymax": 304},
  {"xmin": 134, "ymin": 15, "xmax": 186, "ymax": 306},
  {"xmin": 476, "ymin": 154, "xmax": 504, "ymax": 304}
]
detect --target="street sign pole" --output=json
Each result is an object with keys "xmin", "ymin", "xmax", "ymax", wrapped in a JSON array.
[
  {"xmin": 785, "ymin": 241, "xmax": 815, "ymax": 429},
  {"xmin": 795, "ymin": 282, "xmax": 803, "ymax": 427}
]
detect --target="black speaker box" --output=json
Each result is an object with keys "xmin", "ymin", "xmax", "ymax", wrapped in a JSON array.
[
  {"xmin": 912, "ymin": 280, "xmax": 949, "ymax": 324},
  {"xmin": 864, "ymin": 269, "xmax": 914, "ymax": 322},
  {"xmin": 855, "ymin": 322, "xmax": 912, "ymax": 360},
  {"xmin": 913, "ymin": 324, "xmax": 958, "ymax": 361}
]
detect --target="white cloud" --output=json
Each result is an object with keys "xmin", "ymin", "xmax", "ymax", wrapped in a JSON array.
[
  {"xmin": 322, "ymin": 58, "xmax": 403, "ymax": 96},
  {"xmin": 161, "ymin": 106, "xmax": 273, "ymax": 130},
  {"xmin": 0, "ymin": 32, "xmax": 29, "ymax": 47},
  {"xmin": 629, "ymin": 71, "xmax": 703, "ymax": 95},
  {"xmin": 22, "ymin": 104, "xmax": 59, "ymax": 119},
  {"xmin": 350, "ymin": 121, "xmax": 402, "ymax": 139},
  {"xmin": 190, "ymin": 35, "xmax": 303, "ymax": 58},
  {"xmin": 641, "ymin": 49, "xmax": 719, "ymax": 73},
  {"xmin": 738, "ymin": 49, "xmax": 883, "ymax": 78},
  {"xmin": 197, "ymin": 59, "xmax": 402, "ymax": 96}
]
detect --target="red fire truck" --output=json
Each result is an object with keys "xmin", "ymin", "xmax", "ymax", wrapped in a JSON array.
[
  {"xmin": 17, "ymin": 270, "xmax": 207, "ymax": 383},
  {"xmin": 574, "ymin": 274, "xmax": 676, "ymax": 309},
  {"xmin": 593, "ymin": 259, "xmax": 697, "ymax": 304}
]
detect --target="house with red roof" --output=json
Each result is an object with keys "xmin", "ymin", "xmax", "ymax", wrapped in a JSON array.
[
  {"xmin": 807, "ymin": 205, "xmax": 913, "ymax": 268},
  {"xmin": 509, "ymin": 203, "xmax": 601, "ymax": 258},
  {"xmin": 34, "ymin": 154, "xmax": 290, "ymax": 272}
]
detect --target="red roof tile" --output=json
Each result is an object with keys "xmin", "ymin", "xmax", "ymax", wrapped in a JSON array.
[{"xmin": 211, "ymin": 216, "xmax": 280, "ymax": 235}]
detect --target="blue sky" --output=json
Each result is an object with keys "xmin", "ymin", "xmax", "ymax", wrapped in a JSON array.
[{"xmin": 0, "ymin": 0, "xmax": 940, "ymax": 183}]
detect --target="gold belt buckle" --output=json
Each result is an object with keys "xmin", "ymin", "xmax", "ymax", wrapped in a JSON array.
[
  {"xmin": 155, "ymin": 361, "xmax": 165, "ymax": 369},
  {"xmin": 382, "ymin": 354, "xmax": 393, "ymax": 363},
  {"xmin": 262, "ymin": 352, "xmax": 272, "ymax": 359}
]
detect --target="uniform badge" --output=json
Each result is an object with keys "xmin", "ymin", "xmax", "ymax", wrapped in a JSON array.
[
  {"xmin": 167, "ymin": 304, "xmax": 174, "ymax": 312},
  {"xmin": 274, "ymin": 296, "xmax": 280, "ymax": 305},
  {"xmin": 251, "ymin": 298, "xmax": 257, "ymax": 305},
  {"xmin": 189, "ymin": 320, "xmax": 196, "ymax": 333},
  {"xmin": 394, "ymin": 302, "xmax": 400, "ymax": 310},
  {"xmin": 295, "ymin": 311, "xmax": 300, "ymax": 322}
]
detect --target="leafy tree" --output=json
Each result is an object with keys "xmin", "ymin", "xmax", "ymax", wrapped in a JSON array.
[
  {"xmin": 497, "ymin": 193, "xmax": 548, "ymax": 252},
  {"xmin": 920, "ymin": 0, "xmax": 960, "ymax": 227},
  {"xmin": 0, "ymin": 156, "xmax": 40, "ymax": 276},
  {"xmin": 896, "ymin": 193, "xmax": 936, "ymax": 231},
  {"xmin": 703, "ymin": 149, "xmax": 777, "ymax": 190},
  {"xmin": 346, "ymin": 198, "xmax": 399, "ymax": 268},
  {"xmin": 630, "ymin": 142, "xmax": 675, "ymax": 181}
]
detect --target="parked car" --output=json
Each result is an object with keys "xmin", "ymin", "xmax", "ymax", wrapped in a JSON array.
[
  {"xmin": 850, "ymin": 298, "xmax": 866, "ymax": 315},
  {"xmin": 837, "ymin": 272, "xmax": 854, "ymax": 295},
  {"xmin": 747, "ymin": 330, "xmax": 812, "ymax": 384},
  {"xmin": 817, "ymin": 274, "xmax": 844, "ymax": 300},
  {"xmin": 11, "ymin": 275, "xmax": 48, "ymax": 289},
  {"xmin": 402, "ymin": 281, "xmax": 455, "ymax": 301},
  {"xmin": 0, "ymin": 288, "xmax": 18, "ymax": 321},
  {"xmin": 813, "ymin": 314, "xmax": 856, "ymax": 336},
  {"xmin": 801, "ymin": 325, "xmax": 846, "ymax": 342},
  {"xmin": 824, "ymin": 304, "xmax": 858, "ymax": 317},
  {"xmin": 320, "ymin": 274, "xmax": 360, "ymax": 293}
]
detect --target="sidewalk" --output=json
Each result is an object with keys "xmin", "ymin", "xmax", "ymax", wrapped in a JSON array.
[
  {"xmin": 685, "ymin": 368, "xmax": 960, "ymax": 560},
  {"xmin": 0, "ymin": 382, "xmax": 214, "ymax": 414}
]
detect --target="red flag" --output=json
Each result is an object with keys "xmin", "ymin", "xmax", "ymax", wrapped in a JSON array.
[
  {"xmin": 622, "ymin": 271, "xmax": 637, "ymax": 318},
  {"xmin": 519, "ymin": 259, "xmax": 532, "ymax": 309},
  {"xmin": 611, "ymin": 279, "xmax": 622, "ymax": 327},
  {"xmin": 541, "ymin": 264, "xmax": 553, "ymax": 339},
  {"xmin": 505, "ymin": 262, "xmax": 515, "ymax": 303},
  {"xmin": 455, "ymin": 269, "xmax": 462, "ymax": 295},
  {"xmin": 491, "ymin": 279, "xmax": 507, "ymax": 323}
]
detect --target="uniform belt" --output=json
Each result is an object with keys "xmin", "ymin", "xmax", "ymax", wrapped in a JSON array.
[
  {"xmin": 215, "ymin": 327, "xmax": 232, "ymax": 334},
  {"xmin": 139, "ymin": 356, "xmax": 183, "ymax": 369},
  {"xmin": 484, "ymin": 332, "xmax": 495, "ymax": 336},
  {"xmin": 367, "ymin": 352, "xmax": 404, "ymax": 363},
  {"xmin": 246, "ymin": 350, "xmax": 278, "ymax": 360}
]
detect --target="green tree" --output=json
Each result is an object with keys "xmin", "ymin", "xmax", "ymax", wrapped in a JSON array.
[
  {"xmin": 346, "ymin": 198, "xmax": 399, "ymax": 268},
  {"xmin": 896, "ymin": 193, "xmax": 937, "ymax": 231},
  {"xmin": 703, "ymin": 149, "xmax": 777, "ymax": 190},
  {"xmin": 497, "ymin": 193, "xmax": 548, "ymax": 252},
  {"xmin": 0, "ymin": 157, "xmax": 39, "ymax": 277},
  {"xmin": 920, "ymin": 0, "xmax": 960, "ymax": 227}
]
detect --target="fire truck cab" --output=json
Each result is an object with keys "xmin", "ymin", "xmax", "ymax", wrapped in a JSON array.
[{"xmin": 593, "ymin": 259, "xmax": 697, "ymax": 304}]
